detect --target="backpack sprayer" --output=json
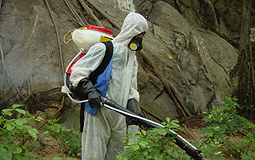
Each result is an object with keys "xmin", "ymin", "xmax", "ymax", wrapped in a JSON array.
[
  {"xmin": 61, "ymin": 25, "xmax": 113, "ymax": 103},
  {"xmin": 62, "ymin": 25, "xmax": 205, "ymax": 160}
]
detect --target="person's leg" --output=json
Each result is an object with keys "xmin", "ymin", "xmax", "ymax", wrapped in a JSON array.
[
  {"xmin": 82, "ymin": 108, "xmax": 110, "ymax": 160},
  {"xmin": 105, "ymin": 114, "xmax": 126, "ymax": 160}
]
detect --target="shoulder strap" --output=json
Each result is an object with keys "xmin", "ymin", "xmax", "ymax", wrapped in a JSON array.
[
  {"xmin": 89, "ymin": 41, "xmax": 113, "ymax": 84},
  {"xmin": 80, "ymin": 41, "xmax": 113, "ymax": 132}
]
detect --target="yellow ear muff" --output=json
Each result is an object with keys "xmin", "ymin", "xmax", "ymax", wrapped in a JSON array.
[{"xmin": 129, "ymin": 42, "xmax": 138, "ymax": 51}]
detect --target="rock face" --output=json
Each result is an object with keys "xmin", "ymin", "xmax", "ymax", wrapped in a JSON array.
[
  {"xmin": 137, "ymin": 1, "xmax": 238, "ymax": 119},
  {"xmin": 0, "ymin": 0, "xmax": 241, "ymax": 121}
]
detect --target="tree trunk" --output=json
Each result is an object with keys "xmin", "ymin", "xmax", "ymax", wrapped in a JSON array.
[{"xmin": 234, "ymin": 0, "xmax": 254, "ymax": 120}]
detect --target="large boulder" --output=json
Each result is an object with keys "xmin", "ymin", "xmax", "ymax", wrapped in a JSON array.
[
  {"xmin": 0, "ymin": 0, "xmax": 238, "ymax": 122},
  {"xmin": 0, "ymin": 0, "xmax": 78, "ymax": 111},
  {"xmin": 137, "ymin": 1, "xmax": 237, "ymax": 120}
]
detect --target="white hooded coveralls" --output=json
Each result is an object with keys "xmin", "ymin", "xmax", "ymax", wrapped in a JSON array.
[{"xmin": 70, "ymin": 12, "xmax": 148, "ymax": 160}]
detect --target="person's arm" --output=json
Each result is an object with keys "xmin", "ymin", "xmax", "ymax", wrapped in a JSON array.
[
  {"xmin": 127, "ymin": 56, "xmax": 140, "ymax": 114},
  {"xmin": 70, "ymin": 43, "xmax": 106, "ymax": 107},
  {"xmin": 128, "ymin": 56, "xmax": 140, "ymax": 101},
  {"xmin": 70, "ymin": 43, "xmax": 106, "ymax": 87}
]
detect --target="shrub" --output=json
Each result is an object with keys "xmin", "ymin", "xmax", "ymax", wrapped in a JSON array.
[
  {"xmin": 42, "ymin": 119, "xmax": 82, "ymax": 157},
  {"xmin": 0, "ymin": 104, "xmax": 43, "ymax": 160},
  {"xmin": 198, "ymin": 97, "xmax": 255, "ymax": 159},
  {"xmin": 117, "ymin": 118, "xmax": 191, "ymax": 160}
]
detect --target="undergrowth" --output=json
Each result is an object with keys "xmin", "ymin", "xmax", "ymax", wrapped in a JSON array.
[
  {"xmin": 117, "ymin": 97, "xmax": 255, "ymax": 160},
  {"xmin": 198, "ymin": 97, "xmax": 255, "ymax": 159},
  {"xmin": 117, "ymin": 118, "xmax": 191, "ymax": 160},
  {"xmin": 1, "ymin": 97, "xmax": 255, "ymax": 160},
  {"xmin": 0, "ymin": 104, "xmax": 43, "ymax": 160},
  {"xmin": 42, "ymin": 119, "xmax": 82, "ymax": 157},
  {"xmin": 0, "ymin": 104, "xmax": 80, "ymax": 160}
]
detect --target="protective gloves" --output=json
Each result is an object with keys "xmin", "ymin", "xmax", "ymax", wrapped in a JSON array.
[
  {"xmin": 127, "ymin": 98, "xmax": 139, "ymax": 114},
  {"xmin": 71, "ymin": 77, "xmax": 103, "ymax": 108},
  {"xmin": 127, "ymin": 98, "xmax": 143, "ymax": 125}
]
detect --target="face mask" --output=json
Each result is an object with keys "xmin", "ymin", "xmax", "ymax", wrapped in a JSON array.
[{"xmin": 128, "ymin": 37, "xmax": 143, "ymax": 51}]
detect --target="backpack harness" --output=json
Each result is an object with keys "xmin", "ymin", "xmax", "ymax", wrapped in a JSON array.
[{"xmin": 64, "ymin": 41, "xmax": 113, "ymax": 132}]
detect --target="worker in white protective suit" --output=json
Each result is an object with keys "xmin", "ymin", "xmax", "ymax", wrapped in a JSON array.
[{"xmin": 70, "ymin": 12, "xmax": 148, "ymax": 160}]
